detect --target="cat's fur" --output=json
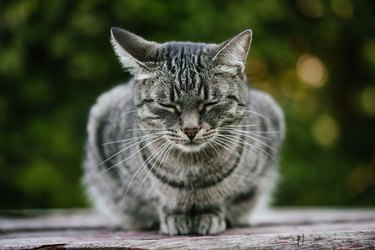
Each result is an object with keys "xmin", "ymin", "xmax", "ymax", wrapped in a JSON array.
[{"xmin": 83, "ymin": 27, "xmax": 285, "ymax": 235}]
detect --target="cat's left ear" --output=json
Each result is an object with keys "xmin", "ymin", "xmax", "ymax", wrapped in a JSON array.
[
  {"xmin": 212, "ymin": 29, "xmax": 252, "ymax": 73},
  {"xmin": 110, "ymin": 27, "xmax": 159, "ymax": 79}
]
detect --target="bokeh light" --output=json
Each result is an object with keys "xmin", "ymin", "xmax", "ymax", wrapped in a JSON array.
[
  {"xmin": 297, "ymin": 0, "xmax": 325, "ymax": 18},
  {"xmin": 297, "ymin": 54, "xmax": 328, "ymax": 88},
  {"xmin": 348, "ymin": 163, "xmax": 375, "ymax": 195},
  {"xmin": 359, "ymin": 86, "xmax": 375, "ymax": 116},
  {"xmin": 312, "ymin": 114, "xmax": 340, "ymax": 147},
  {"xmin": 331, "ymin": 0, "xmax": 354, "ymax": 19}
]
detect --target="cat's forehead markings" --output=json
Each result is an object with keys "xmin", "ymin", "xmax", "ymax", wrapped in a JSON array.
[{"xmin": 165, "ymin": 42, "xmax": 207, "ymax": 55}]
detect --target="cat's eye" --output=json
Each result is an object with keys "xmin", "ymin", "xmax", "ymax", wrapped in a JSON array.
[
  {"xmin": 204, "ymin": 101, "xmax": 219, "ymax": 107},
  {"xmin": 158, "ymin": 103, "xmax": 180, "ymax": 114},
  {"xmin": 201, "ymin": 101, "xmax": 219, "ymax": 112}
]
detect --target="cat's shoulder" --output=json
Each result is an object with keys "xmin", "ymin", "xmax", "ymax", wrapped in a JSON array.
[
  {"xmin": 249, "ymin": 89, "xmax": 280, "ymax": 110},
  {"xmin": 90, "ymin": 80, "xmax": 134, "ymax": 117},
  {"xmin": 248, "ymin": 88, "xmax": 285, "ymax": 132},
  {"xmin": 97, "ymin": 80, "xmax": 134, "ymax": 106}
]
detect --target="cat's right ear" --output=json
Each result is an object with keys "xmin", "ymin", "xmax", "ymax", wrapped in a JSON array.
[{"xmin": 110, "ymin": 27, "xmax": 159, "ymax": 79}]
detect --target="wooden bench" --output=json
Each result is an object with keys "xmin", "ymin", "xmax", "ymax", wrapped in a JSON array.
[{"xmin": 1, "ymin": 208, "xmax": 374, "ymax": 249}]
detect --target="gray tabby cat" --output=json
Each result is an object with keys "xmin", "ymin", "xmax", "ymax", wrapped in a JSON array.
[{"xmin": 83, "ymin": 27, "xmax": 285, "ymax": 235}]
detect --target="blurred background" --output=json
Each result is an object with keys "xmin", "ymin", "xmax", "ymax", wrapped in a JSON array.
[{"xmin": 0, "ymin": 0, "xmax": 374, "ymax": 209}]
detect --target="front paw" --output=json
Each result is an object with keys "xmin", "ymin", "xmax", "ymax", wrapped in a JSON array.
[
  {"xmin": 160, "ymin": 214, "xmax": 192, "ymax": 235},
  {"xmin": 193, "ymin": 213, "xmax": 226, "ymax": 235}
]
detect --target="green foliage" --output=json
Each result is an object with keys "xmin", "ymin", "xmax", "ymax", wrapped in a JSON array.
[{"xmin": 0, "ymin": 0, "xmax": 374, "ymax": 209}]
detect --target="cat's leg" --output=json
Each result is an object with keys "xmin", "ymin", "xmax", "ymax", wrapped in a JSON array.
[
  {"xmin": 159, "ymin": 210, "xmax": 193, "ymax": 235},
  {"xmin": 159, "ymin": 205, "xmax": 226, "ymax": 235},
  {"xmin": 192, "ymin": 209, "xmax": 226, "ymax": 235}
]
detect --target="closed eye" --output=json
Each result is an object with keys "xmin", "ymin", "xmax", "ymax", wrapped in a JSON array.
[
  {"xmin": 201, "ymin": 100, "xmax": 219, "ymax": 112},
  {"xmin": 226, "ymin": 95, "xmax": 239, "ymax": 102},
  {"xmin": 159, "ymin": 103, "xmax": 175, "ymax": 109},
  {"xmin": 226, "ymin": 95, "xmax": 246, "ymax": 106},
  {"xmin": 158, "ymin": 103, "xmax": 181, "ymax": 113},
  {"xmin": 204, "ymin": 101, "xmax": 219, "ymax": 107}
]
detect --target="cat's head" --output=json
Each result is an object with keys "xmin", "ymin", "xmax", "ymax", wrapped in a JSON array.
[{"xmin": 111, "ymin": 28, "xmax": 251, "ymax": 152}]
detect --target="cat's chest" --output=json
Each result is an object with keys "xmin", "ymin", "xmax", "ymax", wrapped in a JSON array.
[
  {"xmin": 175, "ymin": 164, "xmax": 203, "ymax": 179},
  {"xmin": 151, "ymin": 161, "xmax": 252, "ymax": 204},
  {"xmin": 153, "ymin": 175, "xmax": 245, "ymax": 207}
]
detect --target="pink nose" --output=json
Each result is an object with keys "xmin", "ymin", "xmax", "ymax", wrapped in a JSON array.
[{"xmin": 183, "ymin": 127, "xmax": 199, "ymax": 141}]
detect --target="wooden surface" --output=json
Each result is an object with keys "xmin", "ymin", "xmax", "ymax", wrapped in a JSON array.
[{"xmin": 0, "ymin": 208, "xmax": 374, "ymax": 249}]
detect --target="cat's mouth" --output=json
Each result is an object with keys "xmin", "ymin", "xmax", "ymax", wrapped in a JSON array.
[
  {"xmin": 175, "ymin": 140, "xmax": 207, "ymax": 152},
  {"xmin": 168, "ymin": 132, "xmax": 217, "ymax": 152}
]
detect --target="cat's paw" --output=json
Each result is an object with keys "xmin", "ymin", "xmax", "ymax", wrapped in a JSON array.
[
  {"xmin": 160, "ymin": 214, "xmax": 192, "ymax": 235},
  {"xmin": 193, "ymin": 213, "xmax": 226, "ymax": 235}
]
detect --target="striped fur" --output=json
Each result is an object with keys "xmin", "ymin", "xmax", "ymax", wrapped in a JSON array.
[{"xmin": 83, "ymin": 28, "xmax": 285, "ymax": 235}]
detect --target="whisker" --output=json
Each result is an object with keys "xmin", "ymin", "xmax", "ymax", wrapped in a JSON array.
[
  {"xmin": 221, "ymin": 128, "xmax": 284, "ymax": 134},
  {"xmin": 121, "ymin": 140, "xmax": 169, "ymax": 200},
  {"xmin": 135, "ymin": 141, "xmax": 172, "ymax": 198},
  {"xmin": 99, "ymin": 139, "xmax": 145, "ymax": 167},
  {"xmin": 218, "ymin": 128, "xmax": 270, "ymax": 140},
  {"xmin": 220, "ymin": 125, "xmax": 283, "ymax": 134},
  {"xmin": 102, "ymin": 135, "xmax": 149, "ymax": 146},
  {"xmin": 153, "ymin": 143, "xmax": 175, "ymax": 187},
  {"xmin": 219, "ymin": 130, "xmax": 277, "ymax": 153},
  {"xmin": 232, "ymin": 131, "xmax": 277, "ymax": 152},
  {"xmin": 245, "ymin": 110, "xmax": 271, "ymax": 121},
  {"xmin": 116, "ymin": 138, "xmax": 149, "ymax": 149},
  {"xmin": 120, "ymin": 109, "xmax": 137, "ymax": 117},
  {"xmin": 222, "ymin": 124, "xmax": 259, "ymax": 128},
  {"xmin": 99, "ymin": 132, "xmax": 162, "ymax": 166},
  {"xmin": 125, "ymin": 128, "xmax": 165, "ymax": 132},
  {"xmin": 118, "ymin": 132, "xmax": 166, "ymax": 147},
  {"xmin": 216, "ymin": 135, "xmax": 269, "ymax": 174},
  {"xmin": 213, "ymin": 137, "xmax": 241, "ymax": 157},
  {"xmin": 217, "ymin": 134, "xmax": 276, "ymax": 161},
  {"xmin": 246, "ymin": 131, "xmax": 284, "ymax": 134},
  {"xmin": 200, "ymin": 143, "xmax": 209, "ymax": 157},
  {"xmin": 102, "ymin": 130, "xmax": 164, "ymax": 147},
  {"xmin": 99, "ymin": 136, "xmax": 164, "ymax": 175},
  {"xmin": 207, "ymin": 140, "xmax": 220, "ymax": 155}
]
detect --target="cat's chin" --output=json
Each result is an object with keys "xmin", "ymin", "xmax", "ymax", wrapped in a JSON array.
[{"xmin": 174, "ymin": 141, "xmax": 207, "ymax": 153}]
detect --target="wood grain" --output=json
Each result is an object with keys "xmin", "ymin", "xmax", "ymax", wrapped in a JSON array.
[{"xmin": 1, "ymin": 208, "xmax": 374, "ymax": 249}]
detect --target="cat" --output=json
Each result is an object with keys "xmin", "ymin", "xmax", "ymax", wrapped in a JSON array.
[{"xmin": 83, "ymin": 27, "xmax": 285, "ymax": 235}]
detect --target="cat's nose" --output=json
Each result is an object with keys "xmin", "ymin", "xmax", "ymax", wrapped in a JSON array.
[{"xmin": 183, "ymin": 127, "xmax": 199, "ymax": 141}]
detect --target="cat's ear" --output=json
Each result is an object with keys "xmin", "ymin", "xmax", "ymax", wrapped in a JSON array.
[
  {"xmin": 212, "ymin": 29, "xmax": 252, "ymax": 73},
  {"xmin": 110, "ymin": 27, "xmax": 159, "ymax": 79}
]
